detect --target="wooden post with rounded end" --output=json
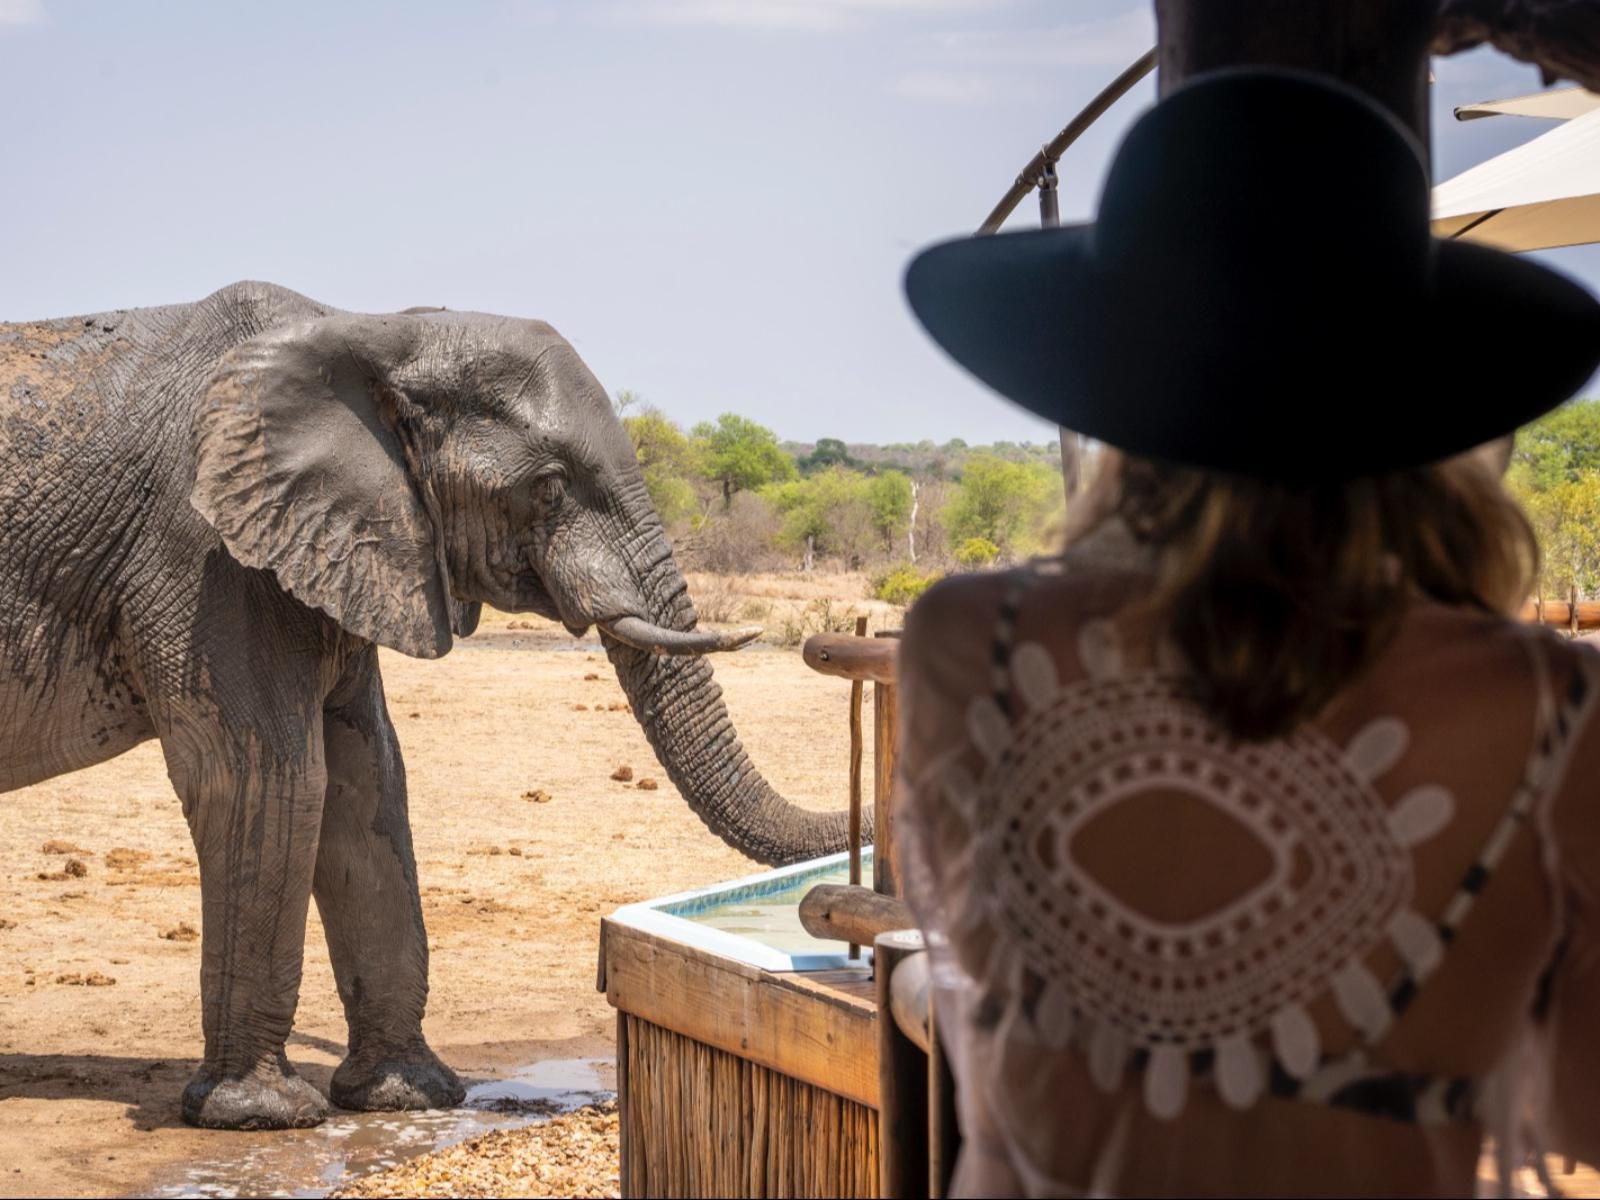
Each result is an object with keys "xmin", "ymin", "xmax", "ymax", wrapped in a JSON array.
[
  {"xmin": 876, "ymin": 929, "xmax": 930, "ymax": 1200},
  {"xmin": 849, "ymin": 616, "xmax": 868, "ymax": 957},
  {"xmin": 799, "ymin": 884, "xmax": 914, "ymax": 947}
]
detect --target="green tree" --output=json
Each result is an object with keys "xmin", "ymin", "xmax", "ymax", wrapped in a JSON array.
[
  {"xmin": 943, "ymin": 453, "xmax": 1060, "ymax": 553},
  {"xmin": 865, "ymin": 470, "xmax": 914, "ymax": 551},
  {"xmin": 1513, "ymin": 399, "xmax": 1600, "ymax": 491},
  {"xmin": 800, "ymin": 437, "xmax": 854, "ymax": 474},
  {"xmin": 692, "ymin": 413, "xmax": 798, "ymax": 507},
  {"xmin": 763, "ymin": 466, "xmax": 874, "ymax": 569},
  {"xmin": 623, "ymin": 407, "xmax": 701, "ymax": 528},
  {"xmin": 1511, "ymin": 468, "xmax": 1600, "ymax": 602}
]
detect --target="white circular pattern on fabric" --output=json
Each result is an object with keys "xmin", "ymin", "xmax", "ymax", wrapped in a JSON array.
[{"xmin": 961, "ymin": 629, "xmax": 1447, "ymax": 1114}]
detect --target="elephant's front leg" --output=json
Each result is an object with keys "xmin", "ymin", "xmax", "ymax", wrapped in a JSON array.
[
  {"xmin": 165, "ymin": 717, "xmax": 333, "ymax": 1130},
  {"xmin": 315, "ymin": 648, "xmax": 464, "ymax": 1111}
]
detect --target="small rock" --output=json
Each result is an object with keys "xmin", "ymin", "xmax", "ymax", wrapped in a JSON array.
[
  {"xmin": 0, "ymin": 918, "xmax": 15, "ymax": 931},
  {"xmin": 41, "ymin": 839, "xmax": 90, "ymax": 856},
  {"xmin": 63, "ymin": 858, "xmax": 88, "ymax": 878},
  {"xmin": 508, "ymin": 847, "xmax": 523, "ymax": 857},
  {"xmin": 573, "ymin": 703, "xmax": 588, "ymax": 712},
  {"xmin": 84, "ymin": 972, "xmax": 115, "ymax": 987},
  {"xmin": 608, "ymin": 702, "xmax": 629, "ymax": 712},
  {"xmin": 583, "ymin": 673, "xmax": 600, "ymax": 682},
  {"xmin": 55, "ymin": 972, "xmax": 82, "ymax": 985},
  {"xmin": 636, "ymin": 778, "xmax": 659, "ymax": 791},
  {"xmin": 522, "ymin": 789, "xmax": 553, "ymax": 804},
  {"xmin": 160, "ymin": 922, "xmax": 199, "ymax": 943},
  {"xmin": 409, "ymin": 712, "xmax": 421, "ymax": 719},
  {"xmin": 610, "ymin": 765, "xmax": 634, "ymax": 782}
]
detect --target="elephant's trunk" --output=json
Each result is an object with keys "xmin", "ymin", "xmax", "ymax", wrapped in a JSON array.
[{"xmin": 602, "ymin": 537, "xmax": 863, "ymax": 865}]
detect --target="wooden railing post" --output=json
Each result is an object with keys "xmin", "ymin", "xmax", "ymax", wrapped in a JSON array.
[
  {"xmin": 876, "ymin": 930, "xmax": 929, "ymax": 1200},
  {"xmin": 874, "ymin": 632, "xmax": 901, "ymax": 898}
]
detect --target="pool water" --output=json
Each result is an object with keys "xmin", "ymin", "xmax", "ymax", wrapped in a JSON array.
[
  {"xmin": 680, "ymin": 863, "xmax": 857, "ymax": 954},
  {"xmin": 616, "ymin": 847, "xmax": 877, "ymax": 968}
]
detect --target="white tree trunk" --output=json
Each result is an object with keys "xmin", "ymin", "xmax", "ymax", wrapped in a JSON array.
[{"xmin": 908, "ymin": 481, "xmax": 920, "ymax": 564}]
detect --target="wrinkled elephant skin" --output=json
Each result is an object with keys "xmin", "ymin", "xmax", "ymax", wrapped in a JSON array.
[{"xmin": 0, "ymin": 283, "xmax": 858, "ymax": 1129}]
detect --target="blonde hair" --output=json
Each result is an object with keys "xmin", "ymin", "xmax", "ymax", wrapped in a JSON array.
[{"xmin": 1068, "ymin": 449, "xmax": 1539, "ymax": 741}]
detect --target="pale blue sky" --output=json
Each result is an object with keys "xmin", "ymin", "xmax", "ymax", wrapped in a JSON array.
[{"xmin": 2, "ymin": 0, "xmax": 1595, "ymax": 442}]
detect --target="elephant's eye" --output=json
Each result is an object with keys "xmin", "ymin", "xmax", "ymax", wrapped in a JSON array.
[{"xmin": 532, "ymin": 471, "xmax": 567, "ymax": 510}]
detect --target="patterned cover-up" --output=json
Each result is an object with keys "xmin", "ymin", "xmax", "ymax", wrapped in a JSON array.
[{"xmin": 896, "ymin": 524, "xmax": 1600, "ymax": 1198}]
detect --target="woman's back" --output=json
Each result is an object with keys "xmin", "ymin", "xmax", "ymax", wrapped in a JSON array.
[{"xmin": 897, "ymin": 525, "xmax": 1600, "ymax": 1196}]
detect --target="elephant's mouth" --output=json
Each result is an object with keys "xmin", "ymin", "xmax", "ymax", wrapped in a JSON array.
[{"xmin": 597, "ymin": 615, "xmax": 761, "ymax": 657}]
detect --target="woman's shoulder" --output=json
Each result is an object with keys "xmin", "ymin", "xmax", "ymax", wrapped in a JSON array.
[{"xmin": 1400, "ymin": 600, "xmax": 1600, "ymax": 684}]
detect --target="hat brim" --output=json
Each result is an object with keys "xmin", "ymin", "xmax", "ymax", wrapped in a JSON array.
[{"xmin": 905, "ymin": 226, "xmax": 1600, "ymax": 479}]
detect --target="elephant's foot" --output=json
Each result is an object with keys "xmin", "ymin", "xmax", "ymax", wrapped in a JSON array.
[
  {"xmin": 331, "ymin": 1042, "xmax": 465, "ymax": 1112},
  {"xmin": 182, "ymin": 1055, "xmax": 330, "ymax": 1130}
]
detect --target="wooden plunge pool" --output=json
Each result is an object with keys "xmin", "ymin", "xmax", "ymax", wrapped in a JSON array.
[{"xmin": 598, "ymin": 850, "xmax": 882, "ymax": 1198}]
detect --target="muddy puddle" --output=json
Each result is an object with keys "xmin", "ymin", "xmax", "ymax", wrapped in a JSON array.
[{"xmin": 140, "ymin": 1058, "xmax": 614, "ymax": 1199}]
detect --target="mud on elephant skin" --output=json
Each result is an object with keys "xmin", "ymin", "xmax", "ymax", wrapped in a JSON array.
[{"xmin": 0, "ymin": 282, "xmax": 860, "ymax": 1130}]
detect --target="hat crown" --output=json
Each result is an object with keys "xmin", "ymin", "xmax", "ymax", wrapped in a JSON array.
[{"xmin": 1094, "ymin": 70, "xmax": 1431, "ymax": 290}]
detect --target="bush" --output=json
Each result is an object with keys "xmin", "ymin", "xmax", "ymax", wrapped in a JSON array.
[
  {"xmin": 955, "ymin": 537, "xmax": 1000, "ymax": 569},
  {"xmin": 692, "ymin": 491, "xmax": 784, "ymax": 573},
  {"xmin": 872, "ymin": 564, "xmax": 941, "ymax": 607}
]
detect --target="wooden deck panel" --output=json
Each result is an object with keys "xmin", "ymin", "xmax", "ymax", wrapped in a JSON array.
[{"xmin": 601, "ymin": 917, "xmax": 880, "ymax": 1108}]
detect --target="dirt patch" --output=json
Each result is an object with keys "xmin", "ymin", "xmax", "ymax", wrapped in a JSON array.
[
  {"xmin": 0, "ymin": 581, "xmax": 874, "ymax": 1196},
  {"xmin": 41, "ymin": 840, "xmax": 92, "ymax": 856}
]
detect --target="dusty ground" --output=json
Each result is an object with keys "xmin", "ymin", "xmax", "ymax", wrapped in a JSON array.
[{"xmin": 0, "ymin": 572, "xmax": 897, "ymax": 1198}]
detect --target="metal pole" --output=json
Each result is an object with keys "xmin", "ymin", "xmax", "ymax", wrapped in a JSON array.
[
  {"xmin": 977, "ymin": 48, "xmax": 1156, "ymax": 235},
  {"xmin": 1037, "ymin": 157, "xmax": 1060, "ymax": 228},
  {"xmin": 1035, "ymin": 157, "xmax": 1084, "ymax": 502}
]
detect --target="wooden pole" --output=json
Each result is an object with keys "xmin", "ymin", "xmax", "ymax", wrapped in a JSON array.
[
  {"xmin": 1154, "ymin": 0, "xmax": 1435, "ymax": 154},
  {"xmin": 928, "ymin": 998, "xmax": 962, "ymax": 1200},
  {"xmin": 848, "ymin": 615, "xmax": 867, "ymax": 958},
  {"xmin": 874, "ymin": 631, "xmax": 902, "ymax": 898},
  {"xmin": 876, "ymin": 929, "xmax": 930, "ymax": 1200}
]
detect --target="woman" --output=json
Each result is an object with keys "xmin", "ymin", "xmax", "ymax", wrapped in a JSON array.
[{"xmin": 896, "ymin": 69, "xmax": 1600, "ymax": 1197}]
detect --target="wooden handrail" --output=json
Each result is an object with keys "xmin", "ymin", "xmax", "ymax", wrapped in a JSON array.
[{"xmin": 1521, "ymin": 599, "xmax": 1600, "ymax": 632}]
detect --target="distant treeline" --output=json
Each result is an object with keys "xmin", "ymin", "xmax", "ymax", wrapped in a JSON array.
[{"xmin": 615, "ymin": 393, "xmax": 1066, "ymax": 602}]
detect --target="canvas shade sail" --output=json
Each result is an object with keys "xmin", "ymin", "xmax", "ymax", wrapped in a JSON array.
[
  {"xmin": 1432, "ymin": 106, "xmax": 1600, "ymax": 252},
  {"xmin": 1455, "ymin": 87, "xmax": 1600, "ymax": 122}
]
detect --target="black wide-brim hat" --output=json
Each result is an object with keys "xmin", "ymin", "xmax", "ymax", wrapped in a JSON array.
[{"xmin": 905, "ymin": 68, "xmax": 1600, "ymax": 480}]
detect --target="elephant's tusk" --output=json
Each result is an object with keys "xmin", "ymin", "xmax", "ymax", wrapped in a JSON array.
[{"xmin": 600, "ymin": 616, "xmax": 762, "ymax": 656}]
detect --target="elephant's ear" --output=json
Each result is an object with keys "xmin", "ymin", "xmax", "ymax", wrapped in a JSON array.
[{"xmin": 191, "ymin": 315, "xmax": 454, "ymax": 659}]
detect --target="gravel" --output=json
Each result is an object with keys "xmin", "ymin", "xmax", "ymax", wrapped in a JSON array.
[{"xmin": 333, "ymin": 1104, "xmax": 620, "ymax": 1199}]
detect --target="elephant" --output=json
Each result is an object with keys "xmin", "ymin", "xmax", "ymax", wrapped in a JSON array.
[{"xmin": 0, "ymin": 282, "xmax": 857, "ymax": 1130}]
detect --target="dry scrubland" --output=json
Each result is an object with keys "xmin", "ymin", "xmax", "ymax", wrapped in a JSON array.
[{"xmin": 0, "ymin": 572, "xmax": 897, "ymax": 1197}]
